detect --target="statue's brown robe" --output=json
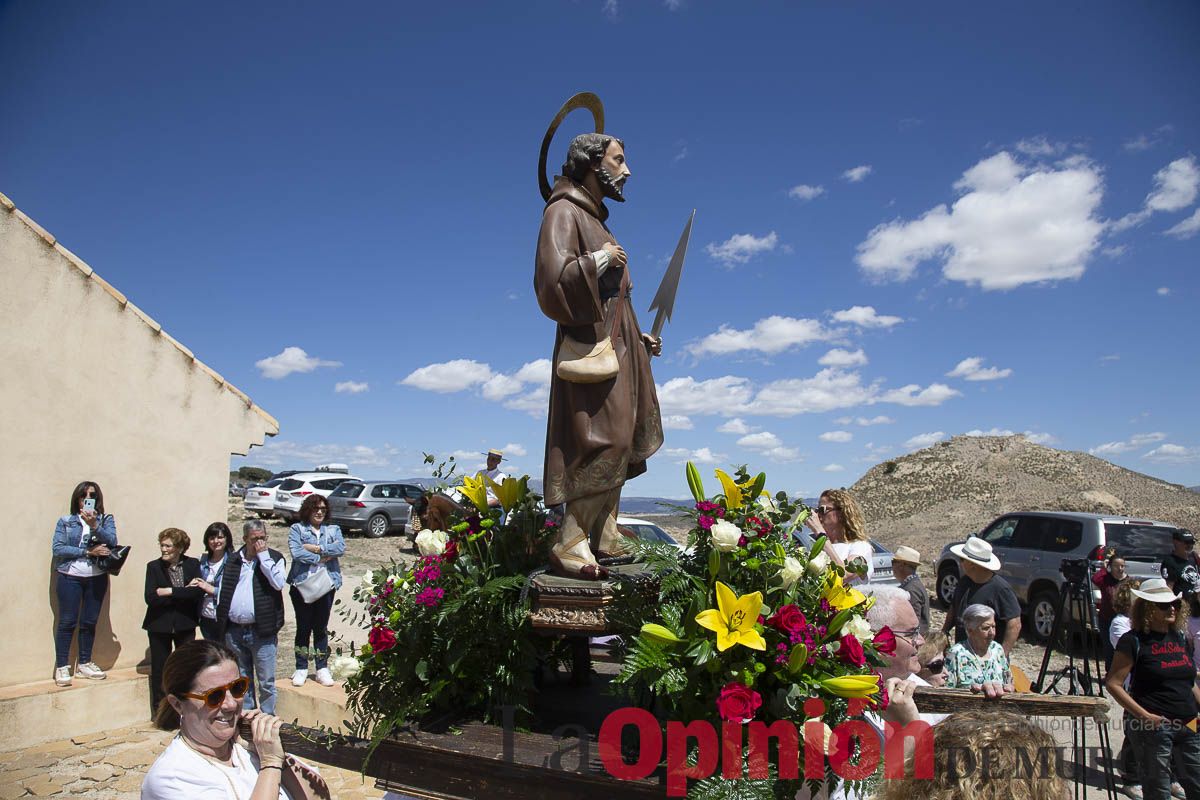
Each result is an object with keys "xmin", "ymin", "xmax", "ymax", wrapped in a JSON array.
[{"xmin": 534, "ymin": 176, "xmax": 663, "ymax": 507}]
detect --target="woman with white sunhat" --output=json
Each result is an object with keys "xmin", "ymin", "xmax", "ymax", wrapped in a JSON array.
[
  {"xmin": 940, "ymin": 537, "xmax": 1022, "ymax": 656},
  {"xmin": 1105, "ymin": 578, "xmax": 1200, "ymax": 800}
]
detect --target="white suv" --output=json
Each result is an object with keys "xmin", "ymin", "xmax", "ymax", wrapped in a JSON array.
[
  {"xmin": 243, "ymin": 478, "xmax": 286, "ymax": 519},
  {"xmin": 273, "ymin": 472, "xmax": 360, "ymax": 523}
]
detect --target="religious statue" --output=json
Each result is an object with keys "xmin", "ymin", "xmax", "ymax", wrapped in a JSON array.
[{"xmin": 534, "ymin": 94, "xmax": 665, "ymax": 580}]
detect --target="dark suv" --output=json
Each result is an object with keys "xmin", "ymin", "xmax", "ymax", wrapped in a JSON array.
[
  {"xmin": 328, "ymin": 481, "xmax": 424, "ymax": 538},
  {"xmin": 935, "ymin": 511, "xmax": 1180, "ymax": 643}
]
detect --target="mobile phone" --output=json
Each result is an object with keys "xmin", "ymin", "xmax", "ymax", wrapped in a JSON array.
[{"xmin": 83, "ymin": 498, "xmax": 96, "ymax": 512}]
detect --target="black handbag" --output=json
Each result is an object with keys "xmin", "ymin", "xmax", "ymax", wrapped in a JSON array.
[{"xmin": 88, "ymin": 530, "xmax": 131, "ymax": 576}]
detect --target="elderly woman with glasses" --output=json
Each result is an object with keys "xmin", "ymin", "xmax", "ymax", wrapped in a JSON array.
[
  {"xmin": 1106, "ymin": 579, "xmax": 1200, "ymax": 800},
  {"xmin": 944, "ymin": 603, "xmax": 1013, "ymax": 697},
  {"xmin": 142, "ymin": 639, "xmax": 327, "ymax": 799},
  {"xmin": 804, "ymin": 488, "xmax": 874, "ymax": 585},
  {"xmin": 286, "ymin": 494, "xmax": 345, "ymax": 688}
]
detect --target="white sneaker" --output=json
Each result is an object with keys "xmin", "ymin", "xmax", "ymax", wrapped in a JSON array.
[
  {"xmin": 75, "ymin": 662, "xmax": 106, "ymax": 680},
  {"xmin": 291, "ymin": 669, "xmax": 308, "ymax": 686},
  {"xmin": 314, "ymin": 668, "xmax": 335, "ymax": 686},
  {"xmin": 54, "ymin": 666, "xmax": 72, "ymax": 686}
]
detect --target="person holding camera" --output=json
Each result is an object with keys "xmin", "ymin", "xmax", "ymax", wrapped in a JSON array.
[
  {"xmin": 143, "ymin": 527, "xmax": 203, "ymax": 717},
  {"xmin": 50, "ymin": 480, "xmax": 119, "ymax": 686}
]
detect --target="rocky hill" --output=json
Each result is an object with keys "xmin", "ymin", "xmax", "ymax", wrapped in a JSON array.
[{"xmin": 850, "ymin": 435, "xmax": 1200, "ymax": 560}]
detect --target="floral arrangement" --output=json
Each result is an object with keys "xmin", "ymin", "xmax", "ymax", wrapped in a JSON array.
[
  {"xmin": 613, "ymin": 463, "xmax": 894, "ymax": 799},
  {"xmin": 341, "ymin": 462, "xmax": 557, "ymax": 754}
]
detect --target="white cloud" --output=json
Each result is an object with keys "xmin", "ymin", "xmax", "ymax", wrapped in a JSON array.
[
  {"xmin": 334, "ymin": 381, "xmax": 369, "ymax": 394},
  {"xmin": 705, "ymin": 231, "xmax": 779, "ymax": 267},
  {"xmin": 905, "ymin": 431, "xmax": 948, "ymax": 450},
  {"xmin": 821, "ymin": 464, "xmax": 845, "ymax": 472},
  {"xmin": 747, "ymin": 369, "xmax": 879, "ymax": 416},
  {"xmin": 502, "ymin": 383, "xmax": 549, "ymax": 416},
  {"xmin": 1100, "ymin": 354, "xmax": 1121, "ymax": 363},
  {"xmin": 717, "ymin": 418, "xmax": 754, "ymax": 435},
  {"xmin": 789, "ymin": 184, "xmax": 826, "ymax": 201},
  {"xmin": 1142, "ymin": 443, "xmax": 1199, "ymax": 464},
  {"xmin": 658, "ymin": 376, "xmax": 754, "ymax": 416},
  {"xmin": 1113, "ymin": 156, "xmax": 1200, "ymax": 232},
  {"xmin": 737, "ymin": 431, "xmax": 799, "ymax": 461},
  {"xmin": 514, "ymin": 359, "xmax": 553, "ymax": 385},
  {"xmin": 1157, "ymin": 287, "xmax": 1172, "ymax": 296},
  {"xmin": 946, "ymin": 356, "xmax": 1013, "ymax": 382},
  {"xmin": 854, "ymin": 415, "xmax": 894, "ymax": 426},
  {"xmin": 964, "ymin": 428, "xmax": 1057, "ymax": 445},
  {"xmin": 819, "ymin": 348, "xmax": 868, "ymax": 367},
  {"xmin": 662, "ymin": 415, "xmax": 694, "ymax": 430},
  {"xmin": 688, "ymin": 315, "xmax": 833, "ymax": 356},
  {"xmin": 1015, "ymin": 136, "xmax": 1067, "ymax": 157},
  {"xmin": 661, "ymin": 446, "xmax": 724, "ymax": 464},
  {"xmin": 501, "ymin": 442, "xmax": 528, "ymax": 457},
  {"xmin": 819, "ymin": 430, "xmax": 853, "ymax": 443},
  {"xmin": 1123, "ymin": 126, "xmax": 1172, "ymax": 153},
  {"xmin": 1164, "ymin": 208, "xmax": 1200, "ymax": 239},
  {"xmin": 831, "ymin": 306, "xmax": 903, "ymax": 328},
  {"xmin": 843, "ymin": 165, "xmax": 873, "ymax": 183},
  {"xmin": 856, "ymin": 151, "xmax": 1105, "ymax": 290},
  {"xmin": 401, "ymin": 359, "xmax": 493, "ymax": 393},
  {"xmin": 1089, "ymin": 432, "xmax": 1168, "ymax": 456},
  {"xmin": 255, "ymin": 347, "xmax": 341, "ymax": 379},
  {"xmin": 664, "ymin": 0, "xmax": 683, "ymax": 9},
  {"xmin": 247, "ymin": 440, "xmax": 393, "ymax": 470},
  {"xmin": 602, "ymin": 0, "xmax": 618, "ymax": 20},
  {"xmin": 877, "ymin": 383, "xmax": 961, "ymax": 407},
  {"xmin": 480, "ymin": 373, "xmax": 524, "ymax": 400}
]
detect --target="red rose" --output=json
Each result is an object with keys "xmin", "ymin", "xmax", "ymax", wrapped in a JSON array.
[
  {"xmin": 767, "ymin": 604, "xmax": 807, "ymax": 636},
  {"xmin": 837, "ymin": 633, "xmax": 866, "ymax": 666},
  {"xmin": 716, "ymin": 681, "xmax": 762, "ymax": 723},
  {"xmin": 368, "ymin": 626, "xmax": 397, "ymax": 654},
  {"xmin": 872, "ymin": 626, "xmax": 897, "ymax": 656}
]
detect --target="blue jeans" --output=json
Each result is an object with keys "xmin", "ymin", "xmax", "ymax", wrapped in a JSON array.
[
  {"xmin": 54, "ymin": 573, "xmax": 108, "ymax": 668},
  {"xmin": 224, "ymin": 623, "xmax": 278, "ymax": 715},
  {"xmin": 1128, "ymin": 720, "xmax": 1200, "ymax": 800}
]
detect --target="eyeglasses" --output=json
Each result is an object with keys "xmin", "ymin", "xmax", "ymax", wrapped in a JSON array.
[
  {"xmin": 925, "ymin": 659, "xmax": 945, "ymax": 675},
  {"xmin": 182, "ymin": 676, "xmax": 249, "ymax": 708},
  {"xmin": 892, "ymin": 626, "xmax": 922, "ymax": 645},
  {"xmin": 815, "ymin": 505, "xmax": 836, "ymax": 516}
]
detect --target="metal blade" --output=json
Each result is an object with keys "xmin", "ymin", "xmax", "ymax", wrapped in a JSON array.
[{"xmin": 648, "ymin": 209, "xmax": 695, "ymax": 339}]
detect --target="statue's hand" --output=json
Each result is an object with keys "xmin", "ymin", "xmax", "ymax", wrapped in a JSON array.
[
  {"xmin": 641, "ymin": 333, "xmax": 662, "ymax": 357},
  {"xmin": 601, "ymin": 242, "xmax": 628, "ymax": 269}
]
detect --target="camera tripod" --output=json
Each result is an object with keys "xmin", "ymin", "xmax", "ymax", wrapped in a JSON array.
[{"xmin": 1033, "ymin": 574, "xmax": 1118, "ymax": 800}]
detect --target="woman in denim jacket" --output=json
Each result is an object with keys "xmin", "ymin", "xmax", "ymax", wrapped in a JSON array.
[
  {"xmin": 51, "ymin": 481, "xmax": 120, "ymax": 686},
  {"xmin": 286, "ymin": 494, "xmax": 345, "ymax": 687}
]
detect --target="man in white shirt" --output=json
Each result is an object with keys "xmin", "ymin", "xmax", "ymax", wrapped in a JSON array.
[
  {"xmin": 482, "ymin": 449, "xmax": 509, "ymax": 508},
  {"xmin": 215, "ymin": 520, "xmax": 287, "ymax": 715}
]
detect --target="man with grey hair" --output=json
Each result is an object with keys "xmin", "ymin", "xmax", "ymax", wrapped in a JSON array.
[{"xmin": 215, "ymin": 519, "xmax": 287, "ymax": 714}]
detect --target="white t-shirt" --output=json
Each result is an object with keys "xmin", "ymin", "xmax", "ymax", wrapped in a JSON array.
[
  {"xmin": 831, "ymin": 540, "xmax": 874, "ymax": 585},
  {"xmin": 141, "ymin": 736, "xmax": 288, "ymax": 800},
  {"xmin": 66, "ymin": 515, "xmax": 104, "ymax": 577}
]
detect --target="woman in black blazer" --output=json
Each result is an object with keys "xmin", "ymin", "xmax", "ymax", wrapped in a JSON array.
[{"xmin": 142, "ymin": 527, "xmax": 203, "ymax": 717}]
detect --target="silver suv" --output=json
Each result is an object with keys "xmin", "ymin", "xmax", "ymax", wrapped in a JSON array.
[
  {"xmin": 935, "ymin": 511, "xmax": 1181, "ymax": 642},
  {"xmin": 327, "ymin": 481, "xmax": 423, "ymax": 538}
]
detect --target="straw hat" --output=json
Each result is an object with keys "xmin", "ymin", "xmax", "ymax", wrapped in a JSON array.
[
  {"xmin": 892, "ymin": 546, "xmax": 921, "ymax": 566},
  {"xmin": 483, "ymin": 449, "xmax": 505, "ymax": 461},
  {"xmin": 1130, "ymin": 578, "xmax": 1183, "ymax": 603},
  {"xmin": 949, "ymin": 538, "xmax": 1002, "ymax": 571}
]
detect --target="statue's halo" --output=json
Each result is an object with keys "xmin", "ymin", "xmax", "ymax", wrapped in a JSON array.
[{"xmin": 538, "ymin": 92, "xmax": 605, "ymax": 202}]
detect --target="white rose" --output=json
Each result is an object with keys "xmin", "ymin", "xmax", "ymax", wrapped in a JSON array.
[
  {"xmin": 360, "ymin": 570, "xmax": 376, "ymax": 589},
  {"xmin": 710, "ymin": 520, "xmax": 743, "ymax": 552},
  {"xmin": 778, "ymin": 556, "xmax": 804, "ymax": 589},
  {"xmin": 840, "ymin": 614, "xmax": 872, "ymax": 640},
  {"xmin": 807, "ymin": 551, "xmax": 831, "ymax": 576},
  {"xmin": 415, "ymin": 528, "xmax": 448, "ymax": 557},
  {"xmin": 329, "ymin": 655, "xmax": 361, "ymax": 681}
]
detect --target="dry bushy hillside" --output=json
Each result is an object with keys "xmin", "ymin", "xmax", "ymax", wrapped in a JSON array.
[{"xmin": 851, "ymin": 435, "xmax": 1200, "ymax": 562}]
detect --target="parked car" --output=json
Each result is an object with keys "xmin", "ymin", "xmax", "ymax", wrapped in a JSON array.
[
  {"xmin": 790, "ymin": 528, "xmax": 900, "ymax": 586},
  {"xmin": 228, "ymin": 482, "xmax": 248, "ymax": 498},
  {"xmin": 243, "ymin": 478, "xmax": 286, "ymax": 518},
  {"xmin": 617, "ymin": 516, "xmax": 683, "ymax": 551},
  {"xmin": 273, "ymin": 472, "xmax": 360, "ymax": 522},
  {"xmin": 934, "ymin": 511, "xmax": 1181, "ymax": 643},
  {"xmin": 328, "ymin": 480, "xmax": 423, "ymax": 538}
]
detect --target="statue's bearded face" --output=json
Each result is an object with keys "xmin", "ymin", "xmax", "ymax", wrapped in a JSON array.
[{"xmin": 595, "ymin": 141, "xmax": 630, "ymax": 203}]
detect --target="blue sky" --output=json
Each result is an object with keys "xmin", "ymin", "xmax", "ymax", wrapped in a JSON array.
[{"xmin": 3, "ymin": 2, "xmax": 1198, "ymax": 498}]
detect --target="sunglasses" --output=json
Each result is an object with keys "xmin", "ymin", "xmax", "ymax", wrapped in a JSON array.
[
  {"xmin": 925, "ymin": 659, "xmax": 945, "ymax": 675},
  {"xmin": 182, "ymin": 676, "xmax": 249, "ymax": 708},
  {"xmin": 816, "ymin": 505, "xmax": 836, "ymax": 516},
  {"xmin": 1153, "ymin": 600, "xmax": 1182, "ymax": 611}
]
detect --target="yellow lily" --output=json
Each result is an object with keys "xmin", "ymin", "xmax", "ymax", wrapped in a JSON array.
[
  {"xmin": 485, "ymin": 474, "xmax": 527, "ymax": 512},
  {"xmin": 822, "ymin": 572, "xmax": 867, "ymax": 611},
  {"xmin": 820, "ymin": 674, "xmax": 881, "ymax": 699},
  {"xmin": 459, "ymin": 473, "xmax": 489, "ymax": 512},
  {"xmin": 641, "ymin": 623, "xmax": 683, "ymax": 645},
  {"xmin": 714, "ymin": 469, "xmax": 744, "ymax": 510},
  {"xmin": 695, "ymin": 581, "xmax": 766, "ymax": 652}
]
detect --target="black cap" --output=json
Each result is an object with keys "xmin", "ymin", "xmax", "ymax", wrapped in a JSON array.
[{"xmin": 1175, "ymin": 529, "xmax": 1195, "ymax": 544}]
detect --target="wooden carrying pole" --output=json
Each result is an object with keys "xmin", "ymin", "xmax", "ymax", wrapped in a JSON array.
[{"xmin": 913, "ymin": 686, "xmax": 1111, "ymax": 723}]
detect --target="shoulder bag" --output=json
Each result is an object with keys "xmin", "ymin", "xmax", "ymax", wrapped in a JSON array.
[
  {"xmin": 555, "ymin": 268, "xmax": 627, "ymax": 384},
  {"xmin": 294, "ymin": 564, "xmax": 333, "ymax": 603}
]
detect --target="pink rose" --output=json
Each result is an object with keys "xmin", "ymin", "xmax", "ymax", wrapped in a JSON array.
[
  {"xmin": 766, "ymin": 604, "xmax": 807, "ymax": 636},
  {"xmin": 837, "ymin": 634, "xmax": 866, "ymax": 666},
  {"xmin": 716, "ymin": 681, "xmax": 762, "ymax": 723}
]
